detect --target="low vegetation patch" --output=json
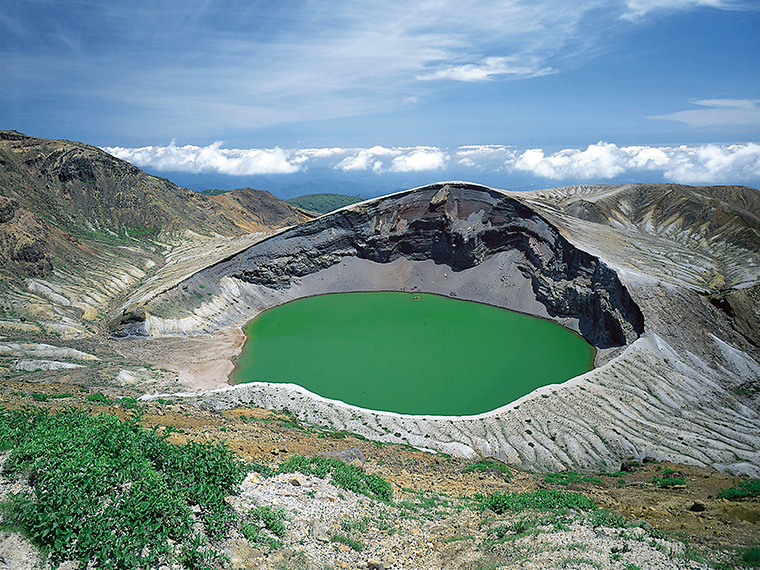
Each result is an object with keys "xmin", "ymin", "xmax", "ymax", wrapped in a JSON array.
[
  {"xmin": 241, "ymin": 506, "xmax": 287, "ymax": 552},
  {"xmin": 0, "ymin": 407, "xmax": 246, "ymax": 569},
  {"xmin": 397, "ymin": 489, "xmax": 460, "ymax": 520},
  {"xmin": 462, "ymin": 459, "xmax": 514, "ymax": 479},
  {"xmin": 651, "ymin": 475, "xmax": 686, "ymax": 488},
  {"xmin": 85, "ymin": 392, "xmax": 113, "ymax": 405},
  {"xmin": 475, "ymin": 489, "xmax": 596, "ymax": 514},
  {"xmin": 278, "ymin": 454, "xmax": 392, "ymax": 503},
  {"xmin": 543, "ymin": 471, "xmax": 604, "ymax": 486},
  {"xmin": 717, "ymin": 479, "xmax": 760, "ymax": 501},
  {"xmin": 741, "ymin": 546, "xmax": 760, "ymax": 568},
  {"xmin": 330, "ymin": 533, "xmax": 364, "ymax": 551}
]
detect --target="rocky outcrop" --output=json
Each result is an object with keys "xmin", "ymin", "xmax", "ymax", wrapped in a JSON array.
[{"xmin": 187, "ymin": 182, "xmax": 643, "ymax": 349}]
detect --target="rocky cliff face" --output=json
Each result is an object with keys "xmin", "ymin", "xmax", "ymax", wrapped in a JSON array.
[{"xmin": 200, "ymin": 183, "xmax": 643, "ymax": 349}]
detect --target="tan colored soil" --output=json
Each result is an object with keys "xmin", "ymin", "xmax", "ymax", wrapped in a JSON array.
[{"xmin": 106, "ymin": 326, "xmax": 247, "ymax": 393}]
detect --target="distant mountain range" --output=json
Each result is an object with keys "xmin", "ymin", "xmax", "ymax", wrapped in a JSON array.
[{"xmin": 285, "ymin": 193, "xmax": 364, "ymax": 214}]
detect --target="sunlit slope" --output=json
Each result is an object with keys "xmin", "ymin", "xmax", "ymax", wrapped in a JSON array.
[
  {"xmin": 519, "ymin": 183, "xmax": 760, "ymax": 290},
  {"xmin": 0, "ymin": 131, "xmax": 311, "ymax": 337}
]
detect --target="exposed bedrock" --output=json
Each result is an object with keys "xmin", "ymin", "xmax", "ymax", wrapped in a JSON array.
[{"xmin": 137, "ymin": 182, "xmax": 643, "ymax": 350}]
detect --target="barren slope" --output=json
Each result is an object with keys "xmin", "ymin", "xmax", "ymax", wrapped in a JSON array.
[{"xmin": 0, "ymin": 131, "xmax": 311, "ymax": 339}]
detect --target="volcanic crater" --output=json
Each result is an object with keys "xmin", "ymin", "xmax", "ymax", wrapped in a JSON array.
[{"xmin": 112, "ymin": 182, "xmax": 760, "ymax": 476}]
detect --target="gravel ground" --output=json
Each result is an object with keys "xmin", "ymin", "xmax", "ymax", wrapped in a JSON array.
[{"xmin": 215, "ymin": 471, "xmax": 731, "ymax": 570}]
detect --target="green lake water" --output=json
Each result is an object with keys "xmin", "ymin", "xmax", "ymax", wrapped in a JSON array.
[{"xmin": 233, "ymin": 292, "xmax": 594, "ymax": 416}]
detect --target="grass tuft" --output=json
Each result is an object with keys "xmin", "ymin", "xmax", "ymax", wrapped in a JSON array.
[
  {"xmin": 462, "ymin": 459, "xmax": 513, "ymax": 479},
  {"xmin": 330, "ymin": 533, "xmax": 363, "ymax": 551},
  {"xmin": 717, "ymin": 479, "xmax": 760, "ymax": 501},
  {"xmin": 475, "ymin": 489, "xmax": 596, "ymax": 514},
  {"xmin": 241, "ymin": 506, "xmax": 287, "ymax": 551}
]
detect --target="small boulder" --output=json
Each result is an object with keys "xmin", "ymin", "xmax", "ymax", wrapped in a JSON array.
[{"xmin": 318, "ymin": 447, "xmax": 365, "ymax": 467}]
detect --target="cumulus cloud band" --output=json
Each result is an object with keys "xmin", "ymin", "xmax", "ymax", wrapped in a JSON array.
[
  {"xmin": 507, "ymin": 142, "xmax": 760, "ymax": 184},
  {"xmin": 104, "ymin": 141, "xmax": 760, "ymax": 186}
]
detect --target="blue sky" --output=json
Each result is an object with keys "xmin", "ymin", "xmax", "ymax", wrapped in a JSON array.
[{"xmin": 2, "ymin": 0, "xmax": 759, "ymax": 195}]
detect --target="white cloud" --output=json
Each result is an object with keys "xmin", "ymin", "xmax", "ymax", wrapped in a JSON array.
[
  {"xmin": 390, "ymin": 149, "xmax": 448, "ymax": 172},
  {"xmin": 455, "ymin": 145, "xmax": 515, "ymax": 169},
  {"xmin": 621, "ymin": 0, "xmax": 742, "ymax": 20},
  {"xmin": 511, "ymin": 143, "xmax": 628, "ymax": 179},
  {"xmin": 334, "ymin": 146, "xmax": 448, "ymax": 173},
  {"xmin": 104, "ymin": 140, "xmax": 760, "ymax": 186},
  {"xmin": 506, "ymin": 141, "xmax": 760, "ymax": 184},
  {"xmin": 105, "ymin": 141, "xmax": 304, "ymax": 175},
  {"xmin": 648, "ymin": 99, "xmax": 760, "ymax": 127},
  {"xmin": 659, "ymin": 143, "xmax": 760, "ymax": 184},
  {"xmin": 418, "ymin": 56, "xmax": 554, "ymax": 82},
  {"xmin": 334, "ymin": 146, "xmax": 394, "ymax": 172}
]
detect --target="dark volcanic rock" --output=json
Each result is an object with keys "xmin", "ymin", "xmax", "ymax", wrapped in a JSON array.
[{"xmin": 205, "ymin": 183, "xmax": 644, "ymax": 349}]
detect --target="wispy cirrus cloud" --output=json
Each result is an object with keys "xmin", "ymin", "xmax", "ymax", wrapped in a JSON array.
[
  {"xmin": 105, "ymin": 140, "xmax": 760, "ymax": 186},
  {"xmin": 621, "ymin": 0, "xmax": 752, "ymax": 20},
  {"xmin": 417, "ymin": 56, "xmax": 554, "ymax": 82},
  {"xmin": 648, "ymin": 99, "xmax": 760, "ymax": 127}
]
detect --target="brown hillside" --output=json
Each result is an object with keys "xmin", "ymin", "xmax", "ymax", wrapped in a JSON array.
[
  {"xmin": 209, "ymin": 187, "xmax": 314, "ymax": 233},
  {"xmin": 0, "ymin": 131, "xmax": 311, "ymax": 283},
  {"xmin": 0, "ymin": 131, "xmax": 309, "ymax": 239}
]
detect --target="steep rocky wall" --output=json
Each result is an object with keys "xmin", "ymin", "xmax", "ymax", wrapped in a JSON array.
[{"xmin": 154, "ymin": 182, "xmax": 643, "ymax": 349}]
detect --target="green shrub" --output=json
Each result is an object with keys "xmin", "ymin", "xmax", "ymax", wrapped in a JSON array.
[
  {"xmin": 0, "ymin": 407, "xmax": 246, "ymax": 569},
  {"xmin": 462, "ymin": 459, "xmax": 513, "ymax": 479},
  {"xmin": 177, "ymin": 534, "xmax": 229, "ymax": 569},
  {"xmin": 475, "ymin": 489, "xmax": 596, "ymax": 514},
  {"xmin": 85, "ymin": 392, "xmax": 112, "ymax": 405},
  {"xmin": 742, "ymin": 546, "xmax": 760, "ymax": 567},
  {"xmin": 119, "ymin": 397, "xmax": 140, "ymax": 409},
  {"xmin": 278, "ymin": 455, "xmax": 392, "ymax": 503},
  {"xmin": 651, "ymin": 476, "xmax": 686, "ymax": 488},
  {"xmin": 717, "ymin": 479, "xmax": 760, "ymax": 501},
  {"xmin": 590, "ymin": 509, "xmax": 628, "ymax": 528}
]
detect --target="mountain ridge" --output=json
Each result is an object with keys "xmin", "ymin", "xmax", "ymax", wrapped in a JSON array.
[{"xmin": 0, "ymin": 131, "xmax": 311, "ymax": 282}]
